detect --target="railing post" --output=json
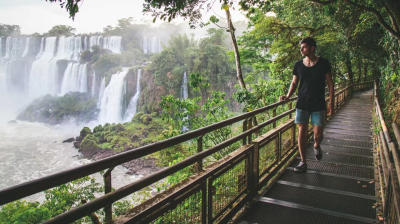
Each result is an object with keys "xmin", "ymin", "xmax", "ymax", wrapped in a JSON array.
[
  {"xmin": 243, "ymin": 119, "xmax": 248, "ymax": 145},
  {"xmin": 197, "ymin": 136, "xmax": 203, "ymax": 172},
  {"xmin": 201, "ymin": 182, "xmax": 207, "ymax": 224},
  {"xmin": 103, "ymin": 166, "xmax": 115, "ymax": 223},
  {"xmin": 273, "ymin": 108, "xmax": 277, "ymax": 128},
  {"xmin": 248, "ymin": 117, "xmax": 253, "ymax": 144},
  {"xmin": 252, "ymin": 141, "xmax": 259, "ymax": 198}
]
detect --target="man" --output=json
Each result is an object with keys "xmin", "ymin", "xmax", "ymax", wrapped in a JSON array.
[{"xmin": 280, "ymin": 37, "xmax": 334, "ymax": 173}]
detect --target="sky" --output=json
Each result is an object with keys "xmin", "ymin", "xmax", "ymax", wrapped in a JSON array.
[{"xmin": 0, "ymin": 0, "xmax": 248, "ymax": 35}]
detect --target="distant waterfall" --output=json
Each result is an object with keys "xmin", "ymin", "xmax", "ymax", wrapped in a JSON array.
[
  {"xmin": 181, "ymin": 72, "xmax": 188, "ymax": 100},
  {"xmin": 60, "ymin": 63, "xmax": 88, "ymax": 95},
  {"xmin": 143, "ymin": 37, "xmax": 162, "ymax": 54},
  {"xmin": 55, "ymin": 36, "xmax": 83, "ymax": 61},
  {"xmin": 21, "ymin": 37, "xmax": 30, "ymax": 57},
  {"xmin": 29, "ymin": 37, "xmax": 58, "ymax": 98},
  {"xmin": 98, "ymin": 77, "xmax": 105, "ymax": 106},
  {"xmin": 0, "ymin": 37, "xmax": 3, "ymax": 58},
  {"xmin": 88, "ymin": 36, "xmax": 122, "ymax": 53},
  {"xmin": 99, "ymin": 68, "xmax": 129, "ymax": 124},
  {"xmin": 103, "ymin": 36, "xmax": 122, "ymax": 53},
  {"xmin": 181, "ymin": 72, "xmax": 189, "ymax": 132},
  {"xmin": 91, "ymin": 71, "xmax": 96, "ymax": 96},
  {"xmin": 124, "ymin": 69, "xmax": 142, "ymax": 121}
]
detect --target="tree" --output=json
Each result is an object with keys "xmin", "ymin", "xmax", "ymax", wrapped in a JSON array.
[
  {"xmin": 0, "ymin": 24, "xmax": 21, "ymax": 36},
  {"xmin": 47, "ymin": 25, "xmax": 76, "ymax": 36}
]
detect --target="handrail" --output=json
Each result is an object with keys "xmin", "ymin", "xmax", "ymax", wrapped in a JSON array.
[
  {"xmin": 0, "ymin": 97, "xmax": 297, "ymax": 205},
  {"xmin": 374, "ymin": 80, "xmax": 400, "ymax": 223},
  {"xmin": 0, "ymin": 80, "xmax": 374, "ymax": 224}
]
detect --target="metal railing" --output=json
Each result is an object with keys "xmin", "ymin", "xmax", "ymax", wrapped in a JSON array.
[
  {"xmin": 0, "ymin": 80, "xmax": 373, "ymax": 223},
  {"xmin": 374, "ymin": 81, "xmax": 400, "ymax": 223}
]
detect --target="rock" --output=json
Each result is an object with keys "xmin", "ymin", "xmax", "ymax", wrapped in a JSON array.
[
  {"xmin": 79, "ymin": 134, "xmax": 101, "ymax": 158},
  {"xmin": 62, "ymin": 137, "xmax": 75, "ymax": 143},
  {"xmin": 79, "ymin": 127, "xmax": 92, "ymax": 140},
  {"xmin": 73, "ymin": 141, "xmax": 81, "ymax": 148},
  {"xmin": 7, "ymin": 120, "xmax": 17, "ymax": 124}
]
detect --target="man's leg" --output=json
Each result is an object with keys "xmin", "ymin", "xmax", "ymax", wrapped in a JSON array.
[
  {"xmin": 298, "ymin": 123, "xmax": 309, "ymax": 162},
  {"xmin": 311, "ymin": 111, "xmax": 325, "ymax": 160},
  {"xmin": 294, "ymin": 108, "xmax": 310, "ymax": 173},
  {"xmin": 313, "ymin": 125, "xmax": 324, "ymax": 148}
]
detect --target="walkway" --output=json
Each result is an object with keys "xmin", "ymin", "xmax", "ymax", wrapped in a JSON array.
[{"xmin": 240, "ymin": 91, "xmax": 378, "ymax": 224}]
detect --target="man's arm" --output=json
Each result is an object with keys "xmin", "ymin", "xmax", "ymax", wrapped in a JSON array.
[
  {"xmin": 326, "ymin": 72, "xmax": 334, "ymax": 116},
  {"xmin": 280, "ymin": 76, "xmax": 299, "ymax": 101}
]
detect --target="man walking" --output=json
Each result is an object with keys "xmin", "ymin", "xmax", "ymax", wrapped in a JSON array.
[{"xmin": 280, "ymin": 37, "xmax": 334, "ymax": 173}]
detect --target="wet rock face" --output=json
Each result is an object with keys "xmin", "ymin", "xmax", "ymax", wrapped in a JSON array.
[
  {"xmin": 62, "ymin": 137, "xmax": 75, "ymax": 143},
  {"xmin": 79, "ymin": 134, "xmax": 101, "ymax": 157}
]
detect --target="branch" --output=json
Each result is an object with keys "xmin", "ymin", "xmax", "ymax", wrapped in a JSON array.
[
  {"xmin": 308, "ymin": 0, "xmax": 337, "ymax": 5},
  {"xmin": 343, "ymin": 0, "xmax": 400, "ymax": 39},
  {"xmin": 381, "ymin": 0, "xmax": 399, "ymax": 32}
]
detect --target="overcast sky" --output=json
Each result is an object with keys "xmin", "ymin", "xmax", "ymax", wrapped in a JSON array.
[{"xmin": 0, "ymin": 0, "xmax": 247, "ymax": 35}]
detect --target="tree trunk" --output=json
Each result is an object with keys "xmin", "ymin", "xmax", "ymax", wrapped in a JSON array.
[
  {"xmin": 225, "ymin": 8, "xmax": 246, "ymax": 89},
  {"xmin": 345, "ymin": 60, "xmax": 354, "ymax": 83},
  {"xmin": 363, "ymin": 59, "xmax": 367, "ymax": 82}
]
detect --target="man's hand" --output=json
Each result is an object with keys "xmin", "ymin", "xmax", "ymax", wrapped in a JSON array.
[{"xmin": 279, "ymin": 96, "xmax": 289, "ymax": 101}]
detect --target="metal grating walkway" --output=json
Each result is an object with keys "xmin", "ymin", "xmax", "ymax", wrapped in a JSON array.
[{"xmin": 240, "ymin": 90, "xmax": 378, "ymax": 224}]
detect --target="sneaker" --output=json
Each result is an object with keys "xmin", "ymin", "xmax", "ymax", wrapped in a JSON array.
[
  {"xmin": 314, "ymin": 145, "xmax": 322, "ymax": 161},
  {"xmin": 294, "ymin": 161, "xmax": 307, "ymax": 173}
]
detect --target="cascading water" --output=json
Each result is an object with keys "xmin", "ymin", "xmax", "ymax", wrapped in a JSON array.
[
  {"xmin": 29, "ymin": 37, "xmax": 59, "ymax": 98},
  {"xmin": 181, "ymin": 72, "xmax": 189, "ymax": 132},
  {"xmin": 103, "ymin": 36, "xmax": 122, "ymax": 53},
  {"xmin": 98, "ymin": 77, "xmax": 105, "ymax": 107},
  {"xmin": 55, "ymin": 36, "xmax": 83, "ymax": 61},
  {"xmin": 60, "ymin": 63, "xmax": 88, "ymax": 95},
  {"xmin": 91, "ymin": 71, "xmax": 96, "ymax": 97},
  {"xmin": 143, "ymin": 37, "xmax": 162, "ymax": 54},
  {"xmin": 124, "ymin": 69, "xmax": 142, "ymax": 121},
  {"xmin": 98, "ymin": 68, "xmax": 129, "ymax": 124}
]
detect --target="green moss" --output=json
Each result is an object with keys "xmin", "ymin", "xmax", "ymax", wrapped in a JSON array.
[
  {"xmin": 80, "ymin": 134, "xmax": 99, "ymax": 151},
  {"xmin": 80, "ymin": 127, "xmax": 92, "ymax": 140}
]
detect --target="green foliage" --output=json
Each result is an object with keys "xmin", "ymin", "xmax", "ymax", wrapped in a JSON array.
[
  {"xmin": 0, "ymin": 177, "xmax": 103, "ymax": 223},
  {"xmin": 80, "ymin": 127, "xmax": 92, "ymax": 140},
  {"xmin": 80, "ymin": 49, "xmax": 93, "ymax": 63},
  {"xmin": 47, "ymin": 25, "xmax": 76, "ymax": 36},
  {"xmin": 0, "ymin": 24, "xmax": 21, "ymax": 36}
]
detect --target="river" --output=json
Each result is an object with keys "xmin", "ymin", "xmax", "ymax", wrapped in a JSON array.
[{"xmin": 0, "ymin": 119, "xmax": 142, "ymax": 202}]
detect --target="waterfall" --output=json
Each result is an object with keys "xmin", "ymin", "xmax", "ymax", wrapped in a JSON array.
[
  {"xmin": 181, "ymin": 72, "xmax": 189, "ymax": 132},
  {"xmin": 29, "ymin": 37, "xmax": 59, "ymax": 98},
  {"xmin": 103, "ymin": 36, "xmax": 122, "ymax": 53},
  {"xmin": 60, "ymin": 63, "xmax": 88, "ymax": 95},
  {"xmin": 91, "ymin": 71, "xmax": 96, "ymax": 96},
  {"xmin": 124, "ymin": 69, "xmax": 142, "ymax": 121},
  {"xmin": 55, "ymin": 36, "xmax": 83, "ymax": 61},
  {"xmin": 98, "ymin": 77, "xmax": 105, "ymax": 107},
  {"xmin": 22, "ymin": 37, "xmax": 30, "ymax": 57},
  {"xmin": 89, "ymin": 36, "xmax": 103, "ymax": 49},
  {"xmin": 98, "ymin": 68, "xmax": 129, "ymax": 124},
  {"xmin": 143, "ymin": 37, "xmax": 148, "ymax": 54},
  {"xmin": 181, "ymin": 72, "xmax": 188, "ymax": 99},
  {"xmin": 0, "ymin": 37, "xmax": 3, "ymax": 58}
]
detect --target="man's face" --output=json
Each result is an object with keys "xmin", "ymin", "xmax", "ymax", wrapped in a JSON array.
[{"xmin": 300, "ymin": 43, "xmax": 314, "ymax": 56}]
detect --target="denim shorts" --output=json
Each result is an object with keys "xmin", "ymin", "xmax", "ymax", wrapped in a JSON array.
[{"xmin": 294, "ymin": 109, "xmax": 325, "ymax": 127}]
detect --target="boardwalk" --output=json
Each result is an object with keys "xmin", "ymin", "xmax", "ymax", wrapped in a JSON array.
[{"xmin": 240, "ymin": 90, "xmax": 378, "ymax": 224}]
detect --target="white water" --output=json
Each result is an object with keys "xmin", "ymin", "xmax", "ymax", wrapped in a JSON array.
[
  {"xmin": 143, "ymin": 37, "xmax": 162, "ymax": 54},
  {"xmin": 55, "ymin": 36, "xmax": 83, "ymax": 61},
  {"xmin": 103, "ymin": 36, "xmax": 122, "ymax": 53},
  {"xmin": 124, "ymin": 69, "xmax": 142, "ymax": 121},
  {"xmin": 0, "ymin": 121, "xmax": 141, "ymax": 202},
  {"xmin": 181, "ymin": 72, "xmax": 189, "ymax": 132},
  {"xmin": 91, "ymin": 71, "xmax": 96, "ymax": 97},
  {"xmin": 21, "ymin": 37, "xmax": 30, "ymax": 57},
  {"xmin": 60, "ymin": 63, "xmax": 88, "ymax": 95},
  {"xmin": 98, "ymin": 77, "xmax": 106, "ymax": 107},
  {"xmin": 99, "ymin": 68, "xmax": 129, "ymax": 124}
]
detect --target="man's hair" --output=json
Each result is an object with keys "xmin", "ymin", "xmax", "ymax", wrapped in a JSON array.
[{"xmin": 300, "ymin": 37, "xmax": 317, "ymax": 51}]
